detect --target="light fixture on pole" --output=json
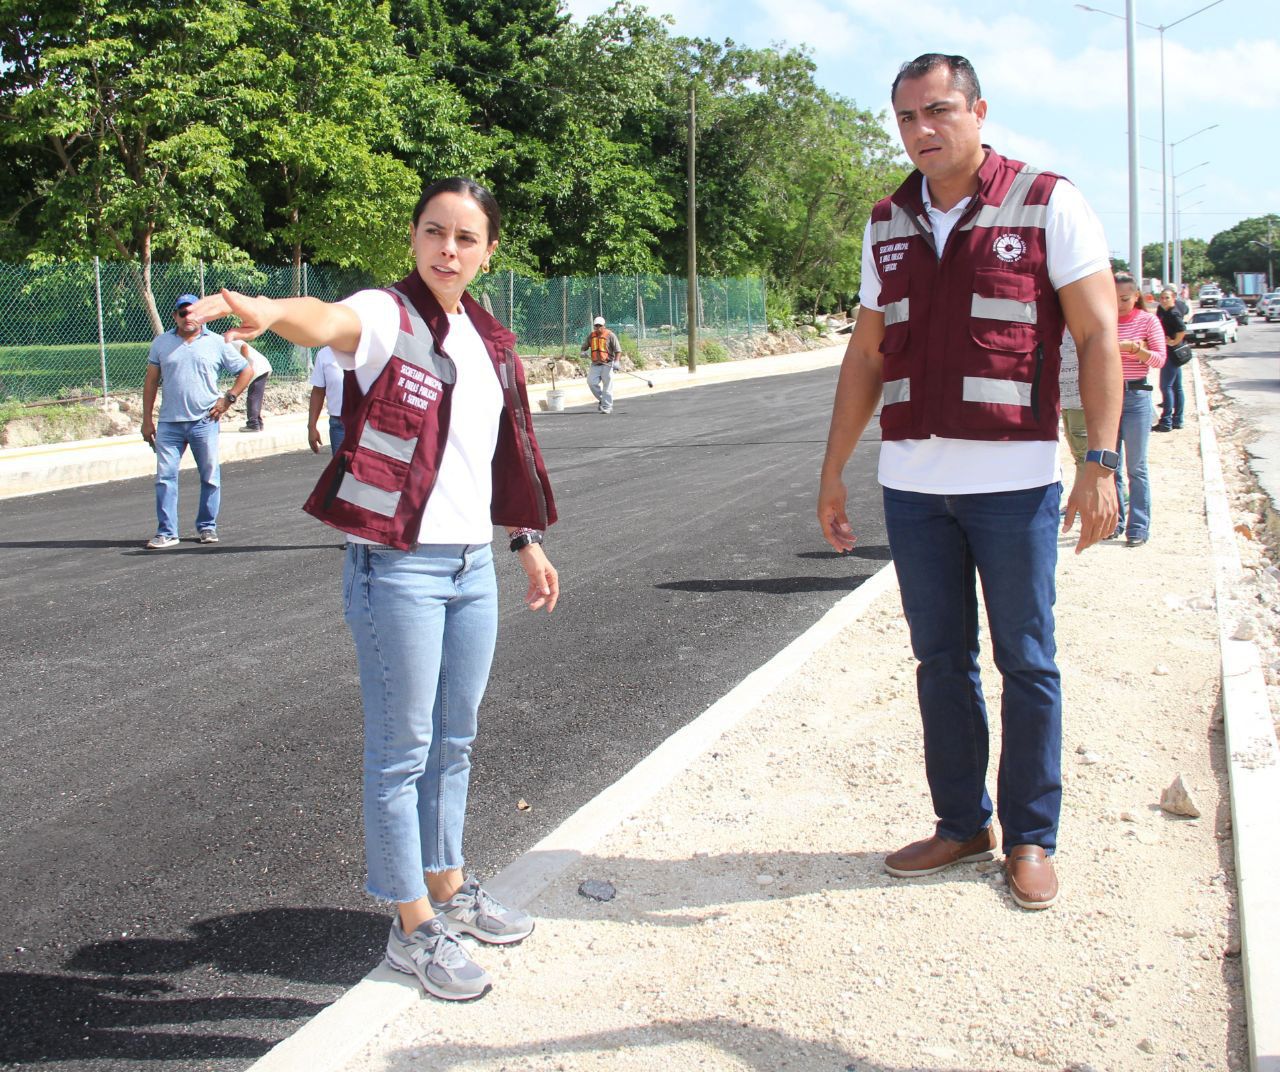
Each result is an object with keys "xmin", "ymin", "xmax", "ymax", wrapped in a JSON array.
[
  {"xmin": 1173, "ymin": 184, "xmax": 1205, "ymax": 290},
  {"xmin": 1075, "ymin": 0, "xmax": 1226, "ymax": 284},
  {"xmin": 1169, "ymin": 141, "xmax": 1212, "ymax": 290},
  {"xmin": 1249, "ymin": 235, "xmax": 1275, "ymax": 291}
]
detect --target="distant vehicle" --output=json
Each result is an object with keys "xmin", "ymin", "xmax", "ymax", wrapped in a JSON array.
[
  {"xmin": 1197, "ymin": 283, "xmax": 1222, "ymax": 307},
  {"xmin": 1260, "ymin": 293, "xmax": 1280, "ymax": 321},
  {"xmin": 1234, "ymin": 271, "xmax": 1268, "ymax": 308},
  {"xmin": 1220, "ymin": 296, "xmax": 1251, "ymax": 324},
  {"xmin": 1187, "ymin": 309, "xmax": 1238, "ymax": 346}
]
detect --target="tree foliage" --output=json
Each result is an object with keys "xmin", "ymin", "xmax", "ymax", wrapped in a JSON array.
[
  {"xmin": 1, "ymin": 0, "xmax": 910, "ymax": 318},
  {"xmin": 1207, "ymin": 215, "xmax": 1280, "ymax": 287}
]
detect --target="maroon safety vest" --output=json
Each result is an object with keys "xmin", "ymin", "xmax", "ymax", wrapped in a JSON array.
[
  {"xmin": 303, "ymin": 272, "xmax": 557, "ymax": 549},
  {"xmin": 868, "ymin": 147, "xmax": 1067, "ymax": 442}
]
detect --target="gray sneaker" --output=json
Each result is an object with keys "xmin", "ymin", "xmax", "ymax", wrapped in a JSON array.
[
  {"xmin": 145, "ymin": 534, "xmax": 180, "ymax": 550},
  {"xmin": 431, "ymin": 878, "xmax": 535, "ymax": 945},
  {"xmin": 385, "ymin": 917, "xmax": 491, "ymax": 1002},
  {"xmin": 197, "ymin": 529, "xmax": 219, "ymax": 544}
]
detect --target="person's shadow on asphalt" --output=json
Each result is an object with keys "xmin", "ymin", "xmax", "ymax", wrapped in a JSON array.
[{"xmin": 0, "ymin": 906, "xmax": 386, "ymax": 1067}]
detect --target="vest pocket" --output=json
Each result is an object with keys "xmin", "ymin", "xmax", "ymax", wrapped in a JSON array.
[
  {"xmin": 969, "ymin": 267, "xmax": 1038, "ymax": 355},
  {"xmin": 878, "ymin": 322, "xmax": 913, "ymax": 436}
]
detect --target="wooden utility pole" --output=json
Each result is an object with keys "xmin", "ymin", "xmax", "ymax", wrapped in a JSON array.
[{"xmin": 686, "ymin": 81, "xmax": 697, "ymax": 374}]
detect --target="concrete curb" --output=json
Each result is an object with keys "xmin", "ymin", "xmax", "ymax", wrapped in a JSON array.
[
  {"xmin": 1192, "ymin": 358, "xmax": 1280, "ymax": 1072},
  {"xmin": 243, "ymin": 563, "xmax": 899, "ymax": 1072}
]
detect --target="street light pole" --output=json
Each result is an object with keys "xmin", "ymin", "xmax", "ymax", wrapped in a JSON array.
[
  {"xmin": 1075, "ymin": 0, "xmax": 1225, "ymax": 285},
  {"xmin": 1125, "ymin": 0, "xmax": 1141, "ymax": 280}
]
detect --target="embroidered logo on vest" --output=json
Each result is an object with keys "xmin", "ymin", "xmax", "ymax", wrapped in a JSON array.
[{"xmin": 993, "ymin": 233, "xmax": 1027, "ymax": 263}]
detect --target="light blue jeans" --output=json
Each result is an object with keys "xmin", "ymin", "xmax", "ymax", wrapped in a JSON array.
[
  {"xmin": 343, "ymin": 542, "xmax": 498, "ymax": 903},
  {"xmin": 587, "ymin": 363, "xmax": 614, "ymax": 411},
  {"xmin": 1115, "ymin": 387, "xmax": 1154, "ymax": 539},
  {"xmin": 154, "ymin": 418, "xmax": 221, "ymax": 537}
]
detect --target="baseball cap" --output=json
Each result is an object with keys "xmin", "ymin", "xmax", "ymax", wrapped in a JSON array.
[
  {"xmin": 175, "ymin": 293, "xmax": 200, "ymax": 311},
  {"xmin": 593, "ymin": 316, "xmax": 605, "ymax": 326}
]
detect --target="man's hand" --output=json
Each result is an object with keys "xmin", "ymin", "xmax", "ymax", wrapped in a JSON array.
[
  {"xmin": 141, "ymin": 417, "xmax": 156, "ymax": 448},
  {"xmin": 308, "ymin": 425, "xmax": 322, "ymax": 454},
  {"xmin": 517, "ymin": 543, "xmax": 559, "ymax": 613},
  {"xmin": 1062, "ymin": 468, "xmax": 1119, "ymax": 554},
  {"xmin": 818, "ymin": 473, "xmax": 857, "ymax": 553},
  {"xmin": 208, "ymin": 397, "xmax": 232, "ymax": 422}
]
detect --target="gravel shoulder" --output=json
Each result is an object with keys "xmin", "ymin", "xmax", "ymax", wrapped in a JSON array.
[{"xmin": 328, "ymin": 357, "xmax": 1271, "ymax": 1072}]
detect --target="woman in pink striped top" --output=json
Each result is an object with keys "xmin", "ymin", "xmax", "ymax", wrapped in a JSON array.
[{"xmin": 1113, "ymin": 273, "xmax": 1167, "ymax": 546}]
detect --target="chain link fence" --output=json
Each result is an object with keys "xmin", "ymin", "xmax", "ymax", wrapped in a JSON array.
[{"xmin": 0, "ymin": 261, "xmax": 766, "ymax": 405}]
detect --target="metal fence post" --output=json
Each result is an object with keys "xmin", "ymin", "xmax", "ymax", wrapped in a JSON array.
[
  {"xmin": 94, "ymin": 256, "xmax": 109, "ymax": 410},
  {"xmin": 199, "ymin": 259, "xmax": 206, "ymax": 298},
  {"xmin": 508, "ymin": 270, "xmax": 515, "ymax": 328}
]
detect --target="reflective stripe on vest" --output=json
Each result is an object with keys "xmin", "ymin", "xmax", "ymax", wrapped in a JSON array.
[
  {"xmin": 971, "ymin": 295, "xmax": 1038, "ymax": 324},
  {"xmin": 337, "ymin": 473, "xmax": 402, "ymax": 517},
  {"xmin": 961, "ymin": 164, "xmax": 1047, "ymax": 232},
  {"xmin": 869, "ymin": 201, "xmax": 928, "ymax": 247},
  {"xmin": 883, "ymin": 378, "xmax": 910, "ymax": 405},
  {"xmin": 590, "ymin": 332, "xmax": 610, "ymax": 361},
  {"xmin": 359, "ymin": 424, "xmax": 419, "ymax": 463},
  {"xmin": 963, "ymin": 376, "xmax": 1032, "ymax": 407},
  {"xmin": 883, "ymin": 298, "xmax": 910, "ymax": 327}
]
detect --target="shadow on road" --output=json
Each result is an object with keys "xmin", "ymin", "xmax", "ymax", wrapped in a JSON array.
[
  {"xmin": 0, "ymin": 907, "xmax": 385, "ymax": 1067},
  {"xmin": 654, "ymin": 575, "xmax": 869, "ymax": 595}
]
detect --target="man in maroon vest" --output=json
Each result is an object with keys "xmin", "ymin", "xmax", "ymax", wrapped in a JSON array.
[{"xmin": 817, "ymin": 54, "xmax": 1122, "ymax": 910}]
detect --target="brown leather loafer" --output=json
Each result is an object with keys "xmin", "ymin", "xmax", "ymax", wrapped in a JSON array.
[
  {"xmin": 1005, "ymin": 845, "xmax": 1058, "ymax": 909},
  {"xmin": 884, "ymin": 826, "xmax": 997, "ymax": 877}
]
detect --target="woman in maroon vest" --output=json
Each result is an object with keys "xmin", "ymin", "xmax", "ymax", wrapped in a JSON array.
[{"xmin": 190, "ymin": 178, "xmax": 558, "ymax": 1003}]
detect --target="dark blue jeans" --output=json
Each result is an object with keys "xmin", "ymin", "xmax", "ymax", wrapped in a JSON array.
[
  {"xmin": 883, "ymin": 483, "xmax": 1063, "ymax": 854},
  {"xmin": 1157, "ymin": 362, "xmax": 1184, "ymax": 429}
]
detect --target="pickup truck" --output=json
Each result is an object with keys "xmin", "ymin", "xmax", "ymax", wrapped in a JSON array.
[{"xmin": 1197, "ymin": 283, "xmax": 1222, "ymax": 307}]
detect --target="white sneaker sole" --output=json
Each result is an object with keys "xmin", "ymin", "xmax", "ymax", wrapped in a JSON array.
[{"xmin": 384, "ymin": 946, "xmax": 491, "ymax": 1002}]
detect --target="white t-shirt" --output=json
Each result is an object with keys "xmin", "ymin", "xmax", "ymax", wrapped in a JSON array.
[
  {"xmin": 332, "ymin": 289, "xmax": 503, "ymax": 545},
  {"xmin": 308, "ymin": 346, "xmax": 344, "ymax": 416},
  {"xmin": 859, "ymin": 176, "xmax": 1110, "ymax": 494}
]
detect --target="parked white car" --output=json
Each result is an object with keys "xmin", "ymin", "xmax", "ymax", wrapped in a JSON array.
[
  {"xmin": 1186, "ymin": 309, "xmax": 1239, "ymax": 346},
  {"xmin": 1260, "ymin": 293, "xmax": 1280, "ymax": 321}
]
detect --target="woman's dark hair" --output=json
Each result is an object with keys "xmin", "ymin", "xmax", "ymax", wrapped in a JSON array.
[
  {"xmin": 891, "ymin": 54, "xmax": 981, "ymax": 108},
  {"xmin": 1114, "ymin": 273, "xmax": 1148, "ymax": 310},
  {"xmin": 412, "ymin": 177, "xmax": 501, "ymax": 243}
]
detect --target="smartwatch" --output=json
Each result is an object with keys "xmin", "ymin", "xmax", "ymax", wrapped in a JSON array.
[
  {"xmin": 509, "ymin": 530, "xmax": 544, "ymax": 553},
  {"xmin": 1085, "ymin": 448, "xmax": 1120, "ymax": 472}
]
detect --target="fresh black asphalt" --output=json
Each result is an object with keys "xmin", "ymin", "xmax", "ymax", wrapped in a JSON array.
[{"xmin": 0, "ymin": 365, "xmax": 887, "ymax": 1071}]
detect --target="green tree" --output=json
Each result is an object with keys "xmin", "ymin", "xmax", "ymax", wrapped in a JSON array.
[
  {"xmin": 232, "ymin": 0, "xmax": 476, "ymax": 288},
  {"xmin": 1176, "ymin": 237, "xmax": 1212, "ymax": 289},
  {"xmin": 1207, "ymin": 215, "xmax": 1280, "ymax": 288},
  {"xmin": 0, "ymin": 0, "xmax": 254, "ymax": 332}
]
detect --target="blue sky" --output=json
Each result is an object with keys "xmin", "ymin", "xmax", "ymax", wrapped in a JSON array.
[{"xmin": 565, "ymin": 0, "xmax": 1280, "ymax": 273}]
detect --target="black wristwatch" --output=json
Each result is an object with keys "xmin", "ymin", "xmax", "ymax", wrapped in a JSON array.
[
  {"xmin": 223, "ymin": 391, "xmax": 238, "ymax": 405},
  {"xmin": 1085, "ymin": 448, "xmax": 1120, "ymax": 472},
  {"xmin": 509, "ymin": 530, "xmax": 544, "ymax": 553}
]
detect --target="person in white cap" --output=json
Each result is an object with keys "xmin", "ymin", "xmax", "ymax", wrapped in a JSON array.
[{"xmin": 580, "ymin": 316, "xmax": 620, "ymax": 413}]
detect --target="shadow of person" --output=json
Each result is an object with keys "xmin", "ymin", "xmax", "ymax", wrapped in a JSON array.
[
  {"xmin": 67, "ymin": 906, "xmax": 388, "ymax": 984},
  {"xmin": 0, "ymin": 970, "xmax": 321, "ymax": 1065},
  {"xmin": 0, "ymin": 907, "xmax": 386, "ymax": 1066}
]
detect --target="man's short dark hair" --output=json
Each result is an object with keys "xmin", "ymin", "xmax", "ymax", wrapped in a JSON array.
[{"xmin": 891, "ymin": 54, "xmax": 982, "ymax": 109}]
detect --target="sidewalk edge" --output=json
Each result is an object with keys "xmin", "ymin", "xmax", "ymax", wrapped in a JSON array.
[
  {"xmin": 1192, "ymin": 358, "xmax": 1280, "ymax": 1072},
  {"xmin": 243, "ymin": 562, "xmax": 898, "ymax": 1072}
]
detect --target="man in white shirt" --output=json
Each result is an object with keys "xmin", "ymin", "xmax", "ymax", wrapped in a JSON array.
[{"xmin": 817, "ymin": 53, "xmax": 1121, "ymax": 911}]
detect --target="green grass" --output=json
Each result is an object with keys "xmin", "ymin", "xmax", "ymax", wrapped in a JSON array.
[{"xmin": 0, "ymin": 338, "xmax": 312, "ymax": 404}]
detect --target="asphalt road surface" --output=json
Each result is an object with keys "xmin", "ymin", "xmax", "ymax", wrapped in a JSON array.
[{"xmin": 0, "ymin": 366, "xmax": 887, "ymax": 1071}]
